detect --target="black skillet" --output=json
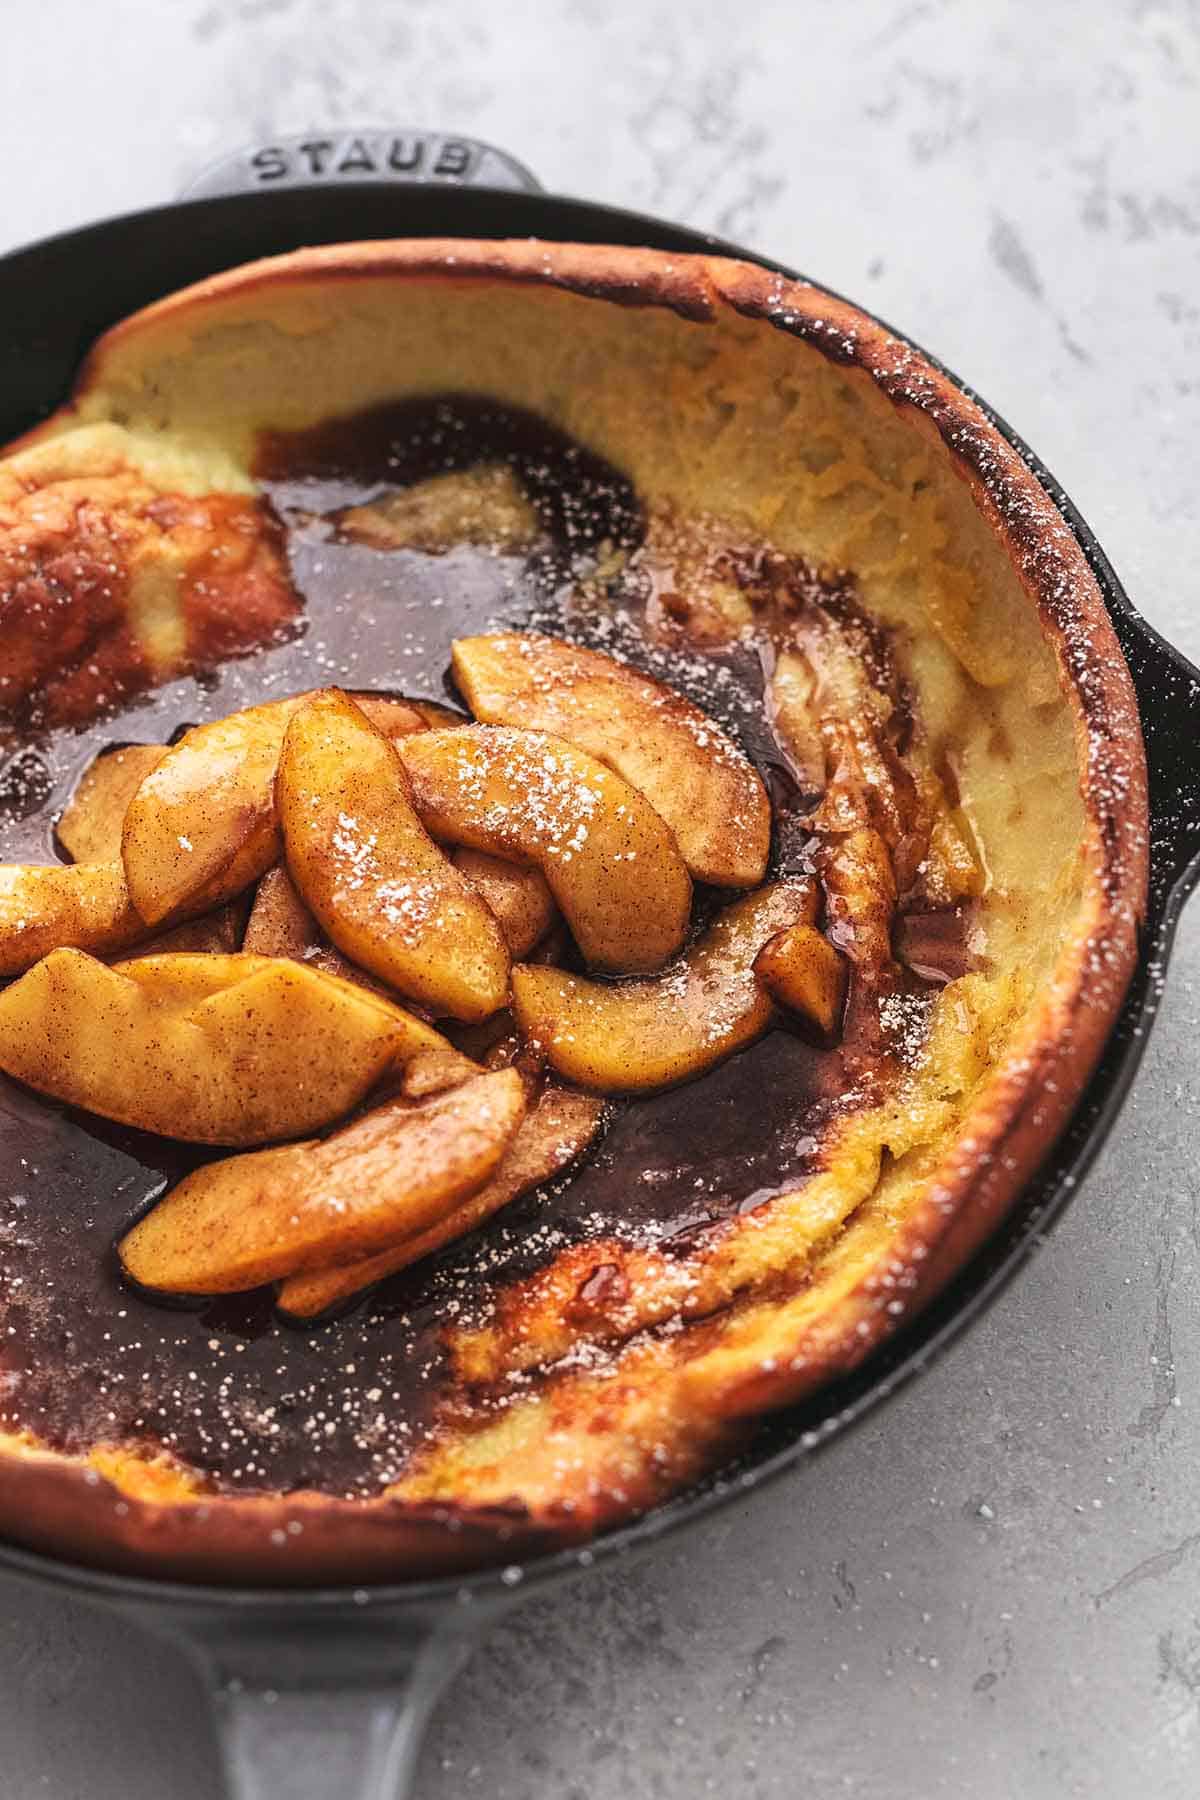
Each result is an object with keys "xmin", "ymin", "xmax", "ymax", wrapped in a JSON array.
[{"xmin": 1, "ymin": 131, "xmax": 1198, "ymax": 1800}]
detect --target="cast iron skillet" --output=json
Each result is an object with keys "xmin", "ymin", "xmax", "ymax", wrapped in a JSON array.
[{"xmin": 1, "ymin": 131, "xmax": 1198, "ymax": 1800}]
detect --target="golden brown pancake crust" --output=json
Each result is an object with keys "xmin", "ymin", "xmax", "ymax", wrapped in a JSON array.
[{"xmin": 0, "ymin": 467, "xmax": 297, "ymax": 725}]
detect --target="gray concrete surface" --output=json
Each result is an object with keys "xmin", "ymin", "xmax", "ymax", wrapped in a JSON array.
[{"xmin": 2, "ymin": 1, "xmax": 1199, "ymax": 1795}]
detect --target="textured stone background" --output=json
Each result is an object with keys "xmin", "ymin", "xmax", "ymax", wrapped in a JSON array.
[{"xmin": 2, "ymin": 2, "xmax": 1199, "ymax": 1795}]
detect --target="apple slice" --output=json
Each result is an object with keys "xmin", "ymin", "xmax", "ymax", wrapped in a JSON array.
[
  {"xmin": 753, "ymin": 923, "xmax": 846, "ymax": 1037},
  {"xmin": 277, "ymin": 1083, "xmax": 604, "ymax": 1318},
  {"xmin": 0, "ymin": 948, "xmax": 446, "ymax": 1144},
  {"xmin": 444, "ymin": 1007, "xmax": 521, "ymax": 1067},
  {"xmin": 510, "ymin": 881, "xmax": 815, "ymax": 1093},
  {"xmin": 397, "ymin": 1045, "xmax": 484, "ymax": 1099},
  {"xmin": 452, "ymin": 848, "xmax": 556, "ymax": 957},
  {"xmin": 351, "ymin": 693, "xmax": 427, "ymax": 737},
  {"xmin": 121, "ymin": 695, "xmax": 309, "ymax": 926},
  {"xmin": 119, "ymin": 691, "xmax": 446, "ymax": 928},
  {"xmin": 119, "ymin": 1068, "xmax": 528, "ymax": 1293},
  {"xmin": 451, "ymin": 633, "xmax": 770, "ymax": 887},
  {"xmin": 124, "ymin": 898, "xmax": 248, "ymax": 960},
  {"xmin": 243, "ymin": 864, "xmax": 412, "ymax": 1003},
  {"xmin": 0, "ymin": 861, "xmax": 146, "ymax": 976},
  {"xmin": 767, "ymin": 605, "xmax": 893, "ymax": 801},
  {"xmin": 57, "ymin": 744, "xmax": 166, "ymax": 864},
  {"xmin": 355, "ymin": 692, "xmax": 465, "ymax": 735},
  {"xmin": 242, "ymin": 862, "xmax": 322, "ymax": 960},
  {"xmin": 277, "ymin": 690, "xmax": 510, "ymax": 1021},
  {"xmin": 399, "ymin": 726, "xmax": 692, "ymax": 972},
  {"xmin": 822, "ymin": 827, "xmax": 897, "ymax": 971},
  {"xmin": 765, "ymin": 650, "xmax": 826, "ymax": 795}
]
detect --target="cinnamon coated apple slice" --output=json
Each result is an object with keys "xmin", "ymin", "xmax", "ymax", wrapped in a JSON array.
[
  {"xmin": 242, "ymin": 862, "xmax": 325, "ymax": 960},
  {"xmin": 247, "ymin": 863, "xmax": 457, "ymax": 1012},
  {"xmin": 754, "ymin": 923, "xmax": 847, "ymax": 1038},
  {"xmin": 510, "ymin": 880, "xmax": 816, "ymax": 1093},
  {"xmin": 277, "ymin": 1083, "xmax": 604, "ymax": 1318},
  {"xmin": 277, "ymin": 691, "xmax": 510, "ymax": 1021},
  {"xmin": 399, "ymin": 725, "xmax": 692, "ymax": 972},
  {"xmin": 766, "ymin": 649, "xmax": 826, "ymax": 795},
  {"xmin": 57, "ymin": 744, "xmax": 166, "ymax": 863},
  {"xmin": 451, "ymin": 633, "xmax": 770, "ymax": 887},
  {"xmin": 452, "ymin": 849, "xmax": 557, "ymax": 957},
  {"xmin": 121, "ymin": 694, "xmax": 310, "ymax": 926},
  {"xmin": 821, "ymin": 827, "xmax": 897, "ymax": 971},
  {"xmin": 125, "ymin": 898, "xmax": 248, "ymax": 959},
  {"xmin": 0, "ymin": 861, "xmax": 146, "ymax": 975},
  {"xmin": 119, "ymin": 1068, "xmax": 528, "ymax": 1294},
  {"xmin": 353, "ymin": 693, "xmax": 461, "ymax": 736},
  {"xmin": 240, "ymin": 863, "xmax": 379, "ymax": 989},
  {"xmin": 397, "ymin": 1045, "xmax": 484, "ymax": 1098},
  {"xmin": 0, "ymin": 948, "xmax": 445, "ymax": 1144},
  {"xmin": 119, "ymin": 692, "xmax": 445, "ymax": 927}
]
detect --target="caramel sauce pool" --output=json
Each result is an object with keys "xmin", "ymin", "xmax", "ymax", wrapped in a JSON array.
[{"xmin": 0, "ymin": 398, "xmax": 920, "ymax": 1498}]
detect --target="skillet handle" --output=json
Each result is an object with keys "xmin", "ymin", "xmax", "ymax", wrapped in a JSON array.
[
  {"xmin": 160, "ymin": 1605, "xmax": 489, "ymax": 1800},
  {"xmin": 181, "ymin": 131, "xmax": 542, "ymax": 200},
  {"xmin": 1113, "ymin": 612, "xmax": 1200, "ymax": 903}
]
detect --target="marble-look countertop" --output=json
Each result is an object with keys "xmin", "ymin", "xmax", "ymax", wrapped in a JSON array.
[{"xmin": 2, "ymin": 2, "xmax": 1198, "ymax": 1795}]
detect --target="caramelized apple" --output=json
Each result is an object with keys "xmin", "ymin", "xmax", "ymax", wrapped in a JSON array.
[
  {"xmin": 766, "ymin": 650, "xmax": 826, "ymax": 795},
  {"xmin": 453, "ymin": 848, "xmax": 557, "ymax": 957},
  {"xmin": 242, "ymin": 862, "xmax": 322, "ymax": 959},
  {"xmin": 277, "ymin": 1083, "xmax": 603, "ymax": 1318},
  {"xmin": 0, "ymin": 861, "xmax": 145, "ymax": 975},
  {"xmin": 0, "ymin": 948, "xmax": 444, "ymax": 1144},
  {"xmin": 121, "ymin": 695, "xmax": 308, "ymax": 926},
  {"xmin": 451, "ymin": 633, "xmax": 770, "ymax": 886},
  {"xmin": 399, "ymin": 725, "xmax": 692, "ymax": 972},
  {"xmin": 822, "ymin": 827, "xmax": 897, "ymax": 970},
  {"xmin": 754, "ymin": 923, "xmax": 847, "ymax": 1037},
  {"xmin": 57, "ymin": 744, "xmax": 165, "ymax": 864},
  {"xmin": 119, "ymin": 1069, "xmax": 528, "ymax": 1292},
  {"xmin": 511, "ymin": 881, "xmax": 816, "ymax": 1093},
  {"xmin": 397, "ymin": 1045, "xmax": 484, "ymax": 1098},
  {"xmin": 125, "ymin": 898, "xmax": 248, "ymax": 959},
  {"xmin": 119, "ymin": 690, "xmax": 445, "ymax": 928},
  {"xmin": 277, "ymin": 690, "xmax": 510, "ymax": 1021}
]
